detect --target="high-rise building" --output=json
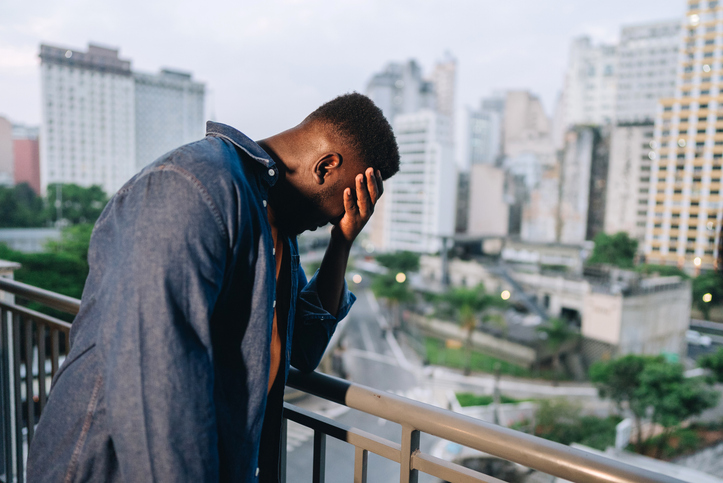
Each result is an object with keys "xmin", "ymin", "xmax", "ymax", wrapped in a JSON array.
[
  {"xmin": 503, "ymin": 91, "xmax": 554, "ymax": 158},
  {"xmin": 616, "ymin": 20, "xmax": 682, "ymax": 123},
  {"xmin": 13, "ymin": 124, "xmax": 41, "ymax": 194},
  {"xmin": 365, "ymin": 60, "xmax": 435, "ymax": 123},
  {"xmin": 366, "ymin": 58, "xmax": 457, "ymax": 253},
  {"xmin": 0, "ymin": 117, "xmax": 12, "ymax": 186},
  {"xmin": 39, "ymin": 43, "xmax": 206, "ymax": 196},
  {"xmin": 645, "ymin": 1, "xmax": 723, "ymax": 271},
  {"xmin": 559, "ymin": 37, "xmax": 618, "ymax": 137},
  {"xmin": 39, "ymin": 43, "xmax": 136, "ymax": 196},
  {"xmin": 468, "ymin": 105, "xmax": 502, "ymax": 165},
  {"xmin": 383, "ymin": 110, "xmax": 457, "ymax": 253},
  {"xmin": 559, "ymin": 126, "xmax": 610, "ymax": 244},
  {"xmin": 429, "ymin": 53, "xmax": 456, "ymax": 125},
  {"xmin": 604, "ymin": 122, "xmax": 656, "ymax": 243},
  {"xmin": 134, "ymin": 69, "xmax": 205, "ymax": 169}
]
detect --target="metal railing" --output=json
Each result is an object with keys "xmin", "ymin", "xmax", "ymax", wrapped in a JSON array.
[{"xmin": 0, "ymin": 276, "xmax": 685, "ymax": 483}]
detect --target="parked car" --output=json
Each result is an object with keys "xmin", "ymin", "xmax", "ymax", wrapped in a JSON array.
[{"xmin": 686, "ymin": 330, "xmax": 713, "ymax": 346}]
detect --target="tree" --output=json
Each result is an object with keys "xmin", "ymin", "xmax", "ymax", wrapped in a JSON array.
[
  {"xmin": 536, "ymin": 317, "xmax": 577, "ymax": 378},
  {"xmin": 699, "ymin": 347, "xmax": 723, "ymax": 383},
  {"xmin": 0, "ymin": 183, "xmax": 45, "ymax": 227},
  {"xmin": 586, "ymin": 232, "xmax": 637, "ymax": 268},
  {"xmin": 371, "ymin": 272, "xmax": 415, "ymax": 329},
  {"xmin": 44, "ymin": 184, "xmax": 109, "ymax": 225},
  {"xmin": 636, "ymin": 361, "xmax": 719, "ymax": 458},
  {"xmin": 45, "ymin": 223, "xmax": 94, "ymax": 263},
  {"xmin": 692, "ymin": 271, "xmax": 723, "ymax": 321},
  {"xmin": 434, "ymin": 284, "xmax": 504, "ymax": 375},
  {"xmin": 590, "ymin": 355, "xmax": 719, "ymax": 456},
  {"xmin": 375, "ymin": 250, "xmax": 420, "ymax": 273}
]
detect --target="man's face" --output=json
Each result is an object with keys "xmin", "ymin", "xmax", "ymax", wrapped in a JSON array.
[{"xmin": 268, "ymin": 169, "xmax": 357, "ymax": 236}]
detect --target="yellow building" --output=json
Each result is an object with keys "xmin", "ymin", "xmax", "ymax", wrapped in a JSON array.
[{"xmin": 646, "ymin": 0, "xmax": 723, "ymax": 271}]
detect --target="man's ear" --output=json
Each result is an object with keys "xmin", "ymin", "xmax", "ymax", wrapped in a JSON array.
[{"xmin": 312, "ymin": 153, "xmax": 342, "ymax": 185}]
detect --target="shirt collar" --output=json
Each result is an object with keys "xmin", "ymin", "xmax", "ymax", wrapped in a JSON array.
[{"xmin": 205, "ymin": 121, "xmax": 278, "ymax": 186}]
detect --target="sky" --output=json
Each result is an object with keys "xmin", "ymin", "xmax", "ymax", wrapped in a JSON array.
[{"xmin": 1, "ymin": 0, "xmax": 684, "ymax": 143}]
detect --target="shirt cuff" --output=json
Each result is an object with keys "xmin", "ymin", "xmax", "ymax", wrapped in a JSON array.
[{"xmin": 297, "ymin": 270, "xmax": 357, "ymax": 323}]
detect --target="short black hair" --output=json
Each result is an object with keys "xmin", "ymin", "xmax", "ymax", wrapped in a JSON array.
[{"xmin": 304, "ymin": 93, "xmax": 400, "ymax": 180}]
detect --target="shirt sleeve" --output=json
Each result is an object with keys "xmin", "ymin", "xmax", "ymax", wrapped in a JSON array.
[
  {"xmin": 290, "ymin": 264, "xmax": 356, "ymax": 373},
  {"xmin": 95, "ymin": 166, "xmax": 228, "ymax": 482}
]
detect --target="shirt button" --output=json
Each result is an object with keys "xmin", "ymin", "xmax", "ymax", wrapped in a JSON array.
[
  {"xmin": 273, "ymin": 247, "xmax": 276, "ymax": 255},
  {"xmin": 268, "ymin": 168, "xmax": 275, "ymax": 176},
  {"xmin": 262, "ymin": 200, "xmax": 267, "ymax": 207},
  {"xmin": 256, "ymin": 467, "xmax": 259, "ymax": 476},
  {"xmin": 273, "ymin": 300, "xmax": 276, "ymax": 308}
]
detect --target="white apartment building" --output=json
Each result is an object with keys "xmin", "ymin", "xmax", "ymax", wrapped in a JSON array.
[
  {"xmin": 557, "ymin": 37, "xmax": 618, "ymax": 147},
  {"xmin": 616, "ymin": 20, "xmax": 682, "ymax": 123},
  {"xmin": 39, "ymin": 44, "xmax": 136, "ymax": 196},
  {"xmin": 134, "ymin": 69, "xmax": 205, "ymax": 170},
  {"xmin": 645, "ymin": 0, "xmax": 723, "ymax": 271},
  {"xmin": 383, "ymin": 110, "xmax": 457, "ymax": 253},
  {"xmin": 604, "ymin": 122, "xmax": 656, "ymax": 243},
  {"xmin": 365, "ymin": 60, "xmax": 436, "ymax": 123},
  {"xmin": 0, "ymin": 116, "xmax": 12, "ymax": 186}
]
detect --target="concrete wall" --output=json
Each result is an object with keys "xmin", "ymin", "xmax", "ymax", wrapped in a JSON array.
[
  {"xmin": 0, "ymin": 116, "xmax": 13, "ymax": 186},
  {"xmin": 617, "ymin": 282, "xmax": 691, "ymax": 357},
  {"xmin": 420, "ymin": 255, "xmax": 503, "ymax": 291},
  {"xmin": 582, "ymin": 291, "xmax": 623, "ymax": 345}
]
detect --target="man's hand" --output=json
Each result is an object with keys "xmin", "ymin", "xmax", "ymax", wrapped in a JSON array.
[{"xmin": 331, "ymin": 167, "xmax": 384, "ymax": 244}]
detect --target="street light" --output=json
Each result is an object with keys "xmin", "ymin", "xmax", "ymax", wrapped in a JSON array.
[
  {"xmin": 501, "ymin": 290, "xmax": 511, "ymax": 300},
  {"xmin": 395, "ymin": 272, "xmax": 406, "ymax": 283},
  {"xmin": 703, "ymin": 293, "xmax": 713, "ymax": 303},
  {"xmin": 694, "ymin": 257, "xmax": 702, "ymax": 267},
  {"xmin": 352, "ymin": 274, "xmax": 363, "ymax": 284}
]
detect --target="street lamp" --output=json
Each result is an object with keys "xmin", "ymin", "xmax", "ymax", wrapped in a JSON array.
[
  {"xmin": 501, "ymin": 290, "xmax": 511, "ymax": 301},
  {"xmin": 352, "ymin": 274, "xmax": 363, "ymax": 284},
  {"xmin": 395, "ymin": 272, "xmax": 406, "ymax": 283},
  {"xmin": 703, "ymin": 293, "xmax": 713, "ymax": 303},
  {"xmin": 694, "ymin": 257, "xmax": 702, "ymax": 267}
]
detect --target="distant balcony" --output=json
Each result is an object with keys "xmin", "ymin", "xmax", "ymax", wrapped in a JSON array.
[{"xmin": 0, "ymin": 276, "xmax": 686, "ymax": 483}]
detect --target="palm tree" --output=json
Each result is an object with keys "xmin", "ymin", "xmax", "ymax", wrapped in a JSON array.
[
  {"xmin": 436, "ymin": 284, "xmax": 504, "ymax": 375},
  {"xmin": 536, "ymin": 317, "xmax": 577, "ymax": 378}
]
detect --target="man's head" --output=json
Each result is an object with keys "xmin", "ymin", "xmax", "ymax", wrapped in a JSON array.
[{"xmin": 261, "ymin": 93, "xmax": 399, "ymax": 235}]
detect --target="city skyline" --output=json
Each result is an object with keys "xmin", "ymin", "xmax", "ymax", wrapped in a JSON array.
[{"xmin": 1, "ymin": 0, "xmax": 683, "ymax": 144}]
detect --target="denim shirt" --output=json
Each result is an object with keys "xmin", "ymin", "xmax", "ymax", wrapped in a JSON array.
[{"xmin": 27, "ymin": 121, "xmax": 355, "ymax": 483}]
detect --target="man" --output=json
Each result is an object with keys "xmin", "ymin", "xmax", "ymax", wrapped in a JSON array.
[{"xmin": 27, "ymin": 93, "xmax": 400, "ymax": 482}]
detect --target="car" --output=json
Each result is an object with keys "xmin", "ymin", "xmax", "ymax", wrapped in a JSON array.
[{"xmin": 686, "ymin": 330, "xmax": 713, "ymax": 346}]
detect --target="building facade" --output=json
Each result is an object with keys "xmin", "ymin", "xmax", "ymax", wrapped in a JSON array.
[
  {"xmin": 134, "ymin": 69, "xmax": 205, "ymax": 170},
  {"xmin": 645, "ymin": 1, "xmax": 723, "ymax": 271},
  {"xmin": 467, "ymin": 164, "xmax": 508, "ymax": 237},
  {"xmin": 604, "ymin": 122, "xmax": 656, "ymax": 243},
  {"xmin": 365, "ymin": 60, "xmax": 436, "ymax": 124},
  {"xmin": 616, "ymin": 20, "xmax": 682, "ymax": 123},
  {"xmin": 39, "ymin": 43, "xmax": 136, "ymax": 196},
  {"xmin": 383, "ymin": 110, "xmax": 457, "ymax": 253},
  {"xmin": 13, "ymin": 125, "xmax": 41, "ymax": 194},
  {"xmin": 559, "ymin": 37, "xmax": 618, "ymax": 136}
]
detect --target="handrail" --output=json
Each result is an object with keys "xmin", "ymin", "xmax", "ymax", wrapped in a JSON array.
[
  {"xmin": 0, "ymin": 274, "xmax": 686, "ymax": 483},
  {"xmin": 288, "ymin": 369, "xmax": 685, "ymax": 483},
  {"xmin": 0, "ymin": 276, "xmax": 81, "ymax": 315}
]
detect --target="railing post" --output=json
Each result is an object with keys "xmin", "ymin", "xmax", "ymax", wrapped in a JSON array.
[
  {"xmin": 279, "ymin": 418, "xmax": 287, "ymax": 483},
  {"xmin": 1, "ymin": 308, "xmax": 13, "ymax": 483},
  {"xmin": 400, "ymin": 425, "xmax": 419, "ymax": 483},
  {"xmin": 12, "ymin": 314, "xmax": 24, "ymax": 483},
  {"xmin": 353, "ymin": 447, "xmax": 368, "ymax": 483},
  {"xmin": 312, "ymin": 430, "xmax": 326, "ymax": 483}
]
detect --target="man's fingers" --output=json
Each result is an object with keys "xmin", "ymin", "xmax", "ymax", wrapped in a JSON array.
[
  {"xmin": 376, "ymin": 169, "xmax": 384, "ymax": 198},
  {"xmin": 366, "ymin": 168, "xmax": 380, "ymax": 204},
  {"xmin": 356, "ymin": 173, "xmax": 372, "ymax": 218},
  {"xmin": 343, "ymin": 187, "xmax": 356, "ymax": 214}
]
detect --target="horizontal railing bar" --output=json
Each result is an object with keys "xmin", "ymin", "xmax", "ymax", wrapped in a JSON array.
[
  {"xmin": 0, "ymin": 300, "xmax": 72, "ymax": 333},
  {"xmin": 284, "ymin": 403, "xmax": 401, "ymax": 462},
  {"xmin": 412, "ymin": 451, "xmax": 507, "ymax": 483},
  {"xmin": 0, "ymin": 277, "xmax": 80, "ymax": 316},
  {"xmin": 288, "ymin": 369, "xmax": 685, "ymax": 483}
]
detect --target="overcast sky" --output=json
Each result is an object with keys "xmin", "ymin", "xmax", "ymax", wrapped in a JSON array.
[{"xmin": 1, "ymin": 0, "xmax": 684, "ymax": 142}]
